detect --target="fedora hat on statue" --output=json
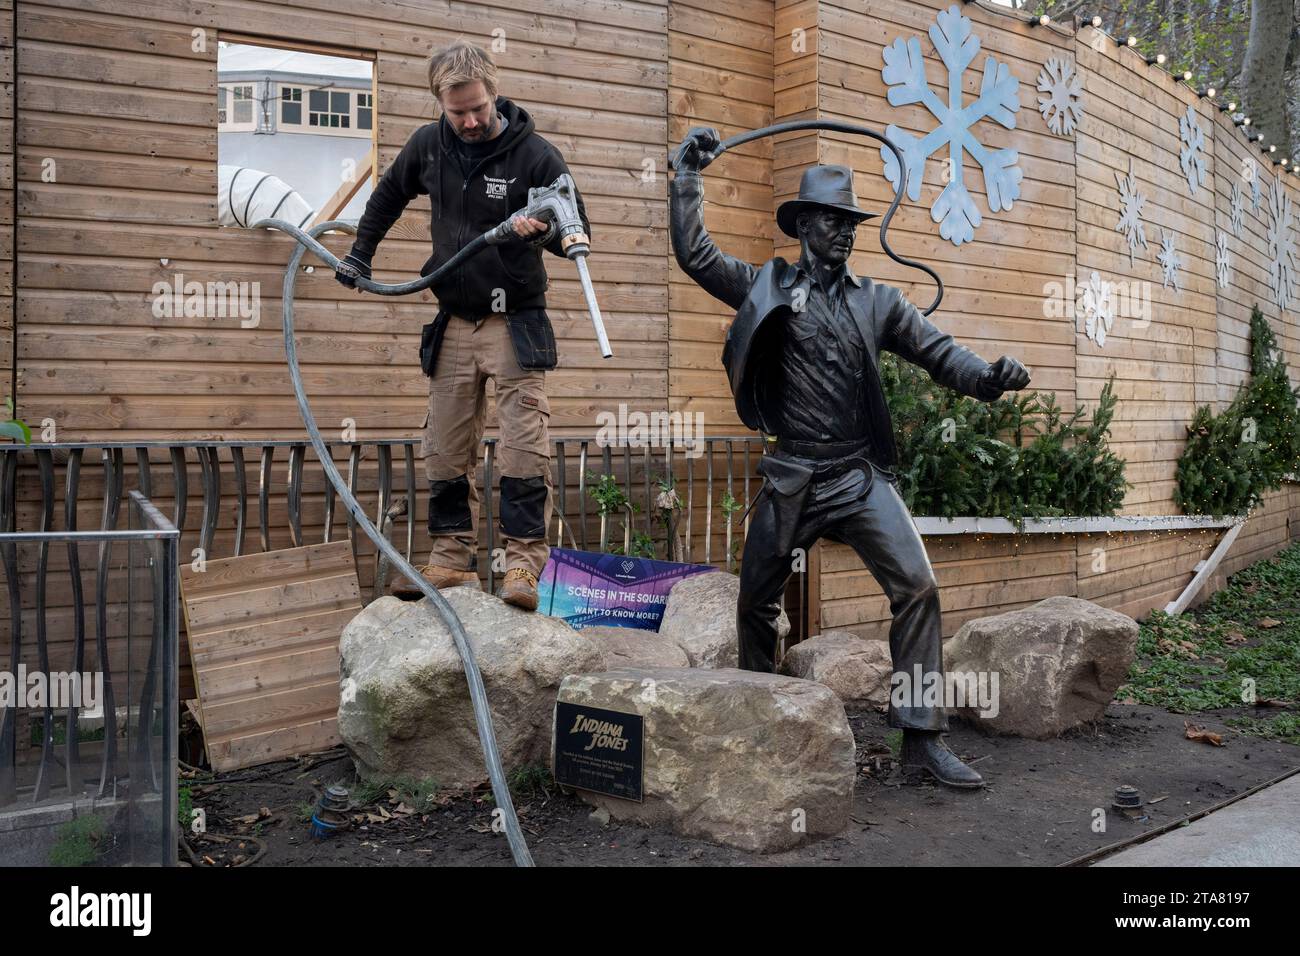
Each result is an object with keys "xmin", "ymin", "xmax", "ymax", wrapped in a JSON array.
[{"xmin": 776, "ymin": 164, "xmax": 878, "ymax": 239}]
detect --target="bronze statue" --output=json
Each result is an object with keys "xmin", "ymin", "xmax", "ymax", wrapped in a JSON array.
[{"xmin": 669, "ymin": 127, "xmax": 1030, "ymax": 788}]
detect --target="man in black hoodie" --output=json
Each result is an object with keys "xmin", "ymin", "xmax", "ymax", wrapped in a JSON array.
[{"xmin": 336, "ymin": 41, "xmax": 589, "ymax": 610}]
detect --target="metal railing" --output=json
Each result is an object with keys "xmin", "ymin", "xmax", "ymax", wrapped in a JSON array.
[
  {"xmin": 0, "ymin": 436, "xmax": 766, "ymax": 597},
  {"xmin": 0, "ymin": 490, "xmax": 177, "ymax": 865}
]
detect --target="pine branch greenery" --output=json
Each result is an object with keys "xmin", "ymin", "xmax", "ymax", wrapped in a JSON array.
[
  {"xmin": 881, "ymin": 353, "xmax": 1130, "ymax": 520},
  {"xmin": 1175, "ymin": 305, "xmax": 1300, "ymax": 517}
]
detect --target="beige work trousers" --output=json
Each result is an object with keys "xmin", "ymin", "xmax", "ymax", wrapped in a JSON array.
[{"xmin": 421, "ymin": 313, "xmax": 554, "ymax": 577}]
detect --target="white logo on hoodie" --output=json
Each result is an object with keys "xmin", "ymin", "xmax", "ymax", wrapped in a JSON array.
[{"xmin": 483, "ymin": 175, "xmax": 514, "ymax": 199}]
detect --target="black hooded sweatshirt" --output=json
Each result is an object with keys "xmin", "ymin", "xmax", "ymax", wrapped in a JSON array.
[{"xmin": 349, "ymin": 97, "xmax": 590, "ymax": 323}]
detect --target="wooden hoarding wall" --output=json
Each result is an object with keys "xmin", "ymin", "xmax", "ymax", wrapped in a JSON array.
[{"xmin": 0, "ymin": 0, "xmax": 1296, "ymax": 645}]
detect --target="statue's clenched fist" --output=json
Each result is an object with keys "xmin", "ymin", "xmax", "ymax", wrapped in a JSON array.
[
  {"xmin": 977, "ymin": 355, "xmax": 1031, "ymax": 400},
  {"xmin": 671, "ymin": 127, "xmax": 722, "ymax": 172}
]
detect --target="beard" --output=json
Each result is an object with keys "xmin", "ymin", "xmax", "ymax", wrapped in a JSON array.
[{"xmin": 454, "ymin": 104, "xmax": 498, "ymax": 142}]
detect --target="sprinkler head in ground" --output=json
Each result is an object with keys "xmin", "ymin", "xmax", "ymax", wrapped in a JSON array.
[
  {"xmin": 1112, "ymin": 784, "xmax": 1149, "ymax": 821},
  {"xmin": 1112, "ymin": 784, "xmax": 1143, "ymax": 809},
  {"xmin": 310, "ymin": 784, "xmax": 353, "ymax": 839}
]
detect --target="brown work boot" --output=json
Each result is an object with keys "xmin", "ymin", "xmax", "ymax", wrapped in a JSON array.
[
  {"xmin": 391, "ymin": 564, "xmax": 480, "ymax": 601},
  {"xmin": 498, "ymin": 568, "xmax": 539, "ymax": 611}
]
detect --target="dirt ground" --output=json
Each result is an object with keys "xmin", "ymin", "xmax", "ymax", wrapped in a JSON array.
[{"xmin": 182, "ymin": 701, "xmax": 1300, "ymax": 867}]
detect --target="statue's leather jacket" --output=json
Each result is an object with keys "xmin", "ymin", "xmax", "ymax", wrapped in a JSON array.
[
  {"xmin": 669, "ymin": 168, "xmax": 1000, "ymax": 463},
  {"xmin": 671, "ymin": 168, "xmax": 1003, "ymax": 555}
]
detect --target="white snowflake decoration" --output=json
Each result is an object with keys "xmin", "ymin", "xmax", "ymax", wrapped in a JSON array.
[
  {"xmin": 1115, "ymin": 157, "xmax": 1148, "ymax": 267},
  {"xmin": 1229, "ymin": 180, "xmax": 1244, "ymax": 239},
  {"xmin": 1250, "ymin": 160, "xmax": 1262, "ymax": 211},
  {"xmin": 1215, "ymin": 231, "xmax": 1231, "ymax": 290},
  {"xmin": 1158, "ymin": 230, "xmax": 1182, "ymax": 291},
  {"xmin": 1036, "ymin": 57, "xmax": 1084, "ymax": 136},
  {"xmin": 1178, "ymin": 104, "xmax": 1207, "ymax": 195},
  {"xmin": 1267, "ymin": 174, "xmax": 1297, "ymax": 312},
  {"xmin": 1081, "ymin": 271, "xmax": 1115, "ymax": 347},
  {"xmin": 879, "ymin": 4, "xmax": 1022, "ymax": 246}
]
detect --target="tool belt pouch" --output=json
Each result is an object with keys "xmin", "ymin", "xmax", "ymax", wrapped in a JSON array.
[
  {"xmin": 503, "ymin": 308, "xmax": 558, "ymax": 371},
  {"xmin": 757, "ymin": 455, "xmax": 815, "ymax": 557},
  {"xmin": 419, "ymin": 310, "xmax": 452, "ymax": 377}
]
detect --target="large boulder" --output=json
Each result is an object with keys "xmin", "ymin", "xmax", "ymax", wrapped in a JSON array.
[
  {"xmin": 339, "ymin": 592, "xmax": 603, "ymax": 788},
  {"xmin": 554, "ymin": 667, "xmax": 855, "ymax": 852},
  {"xmin": 658, "ymin": 571, "xmax": 790, "ymax": 668},
  {"xmin": 779, "ymin": 631, "xmax": 893, "ymax": 708},
  {"xmin": 944, "ymin": 595, "xmax": 1139, "ymax": 739},
  {"xmin": 578, "ymin": 626, "xmax": 690, "ymax": 669}
]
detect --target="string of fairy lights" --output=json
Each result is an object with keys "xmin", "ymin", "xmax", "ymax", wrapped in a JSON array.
[{"xmin": 958, "ymin": 2, "xmax": 1299, "ymax": 175}]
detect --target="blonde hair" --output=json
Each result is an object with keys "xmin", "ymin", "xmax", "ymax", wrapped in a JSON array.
[{"xmin": 427, "ymin": 40, "xmax": 498, "ymax": 102}]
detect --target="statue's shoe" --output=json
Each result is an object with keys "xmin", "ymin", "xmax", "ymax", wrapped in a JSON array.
[{"xmin": 900, "ymin": 730, "xmax": 985, "ymax": 789}]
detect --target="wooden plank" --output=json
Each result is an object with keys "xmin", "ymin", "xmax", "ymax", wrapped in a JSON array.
[{"xmin": 179, "ymin": 540, "xmax": 360, "ymax": 771}]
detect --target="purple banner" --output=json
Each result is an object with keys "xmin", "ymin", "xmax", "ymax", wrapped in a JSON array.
[{"xmin": 536, "ymin": 547, "xmax": 717, "ymax": 630}]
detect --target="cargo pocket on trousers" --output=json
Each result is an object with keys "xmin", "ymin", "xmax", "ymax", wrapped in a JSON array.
[{"xmin": 503, "ymin": 387, "xmax": 550, "ymax": 476}]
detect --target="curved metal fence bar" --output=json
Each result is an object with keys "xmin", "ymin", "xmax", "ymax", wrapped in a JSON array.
[
  {"xmin": 0, "ymin": 451, "xmax": 19, "ymax": 805},
  {"xmin": 287, "ymin": 443, "xmax": 305, "ymax": 549},
  {"xmin": 231, "ymin": 445, "xmax": 247, "ymax": 557},
  {"xmin": 258, "ymin": 445, "xmax": 274, "ymax": 553},
  {"xmin": 345, "ymin": 444, "xmax": 361, "ymax": 569},
  {"xmin": 322, "ymin": 443, "xmax": 337, "ymax": 545},
  {"xmin": 403, "ymin": 444, "xmax": 416, "ymax": 564},
  {"xmin": 64, "ymin": 447, "xmax": 86, "ymax": 795},
  {"xmin": 169, "ymin": 447, "xmax": 187, "ymax": 533},
  {"xmin": 198, "ymin": 445, "xmax": 220, "ymax": 557},
  {"xmin": 135, "ymin": 447, "xmax": 152, "ymax": 499},
  {"xmin": 33, "ymin": 449, "xmax": 55, "ymax": 802},
  {"xmin": 373, "ymin": 444, "xmax": 392, "ymax": 597},
  {"xmin": 95, "ymin": 448, "xmax": 124, "ymax": 798}
]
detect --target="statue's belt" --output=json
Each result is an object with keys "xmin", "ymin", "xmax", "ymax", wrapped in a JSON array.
[
  {"xmin": 761, "ymin": 437, "xmax": 876, "ymax": 490},
  {"xmin": 742, "ymin": 437, "xmax": 877, "ymax": 552}
]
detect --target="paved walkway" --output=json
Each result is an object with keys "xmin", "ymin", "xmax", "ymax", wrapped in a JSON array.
[{"xmin": 1094, "ymin": 774, "xmax": 1300, "ymax": 866}]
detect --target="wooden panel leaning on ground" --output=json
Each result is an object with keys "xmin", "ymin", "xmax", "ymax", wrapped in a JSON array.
[{"xmin": 180, "ymin": 541, "xmax": 362, "ymax": 772}]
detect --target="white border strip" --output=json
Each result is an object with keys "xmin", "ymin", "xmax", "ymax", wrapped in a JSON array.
[{"xmin": 913, "ymin": 515, "xmax": 1243, "ymax": 535}]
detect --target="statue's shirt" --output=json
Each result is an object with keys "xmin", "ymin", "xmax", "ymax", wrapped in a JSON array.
[{"xmin": 758, "ymin": 259, "xmax": 869, "ymax": 443}]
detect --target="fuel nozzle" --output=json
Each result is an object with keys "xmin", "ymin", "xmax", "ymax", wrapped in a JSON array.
[{"xmin": 488, "ymin": 174, "xmax": 611, "ymax": 358}]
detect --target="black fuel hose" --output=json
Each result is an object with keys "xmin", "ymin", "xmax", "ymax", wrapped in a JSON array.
[
  {"xmin": 694, "ymin": 119, "xmax": 944, "ymax": 315},
  {"xmin": 252, "ymin": 217, "xmax": 533, "ymax": 867}
]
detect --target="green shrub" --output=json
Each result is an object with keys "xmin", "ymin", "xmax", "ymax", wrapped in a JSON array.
[
  {"xmin": 1176, "ymin": 305, "xmax": 1300, "ymax": 517},
  {"xmin": 881, "ymin": 354, "xmax": 1129, "ymax": 519}
]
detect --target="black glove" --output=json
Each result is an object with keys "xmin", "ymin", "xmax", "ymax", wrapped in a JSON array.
[
  {"xmin": 670, "ymin": 126, "xmax": 722, "ymax": 172},
  {"xmin": 977, "ymin": 355, "xmax": 1031, "ymax": 401},
  {"xmin": 334, "ymin": 250, "xmax": 372, "ymax": 289}
]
